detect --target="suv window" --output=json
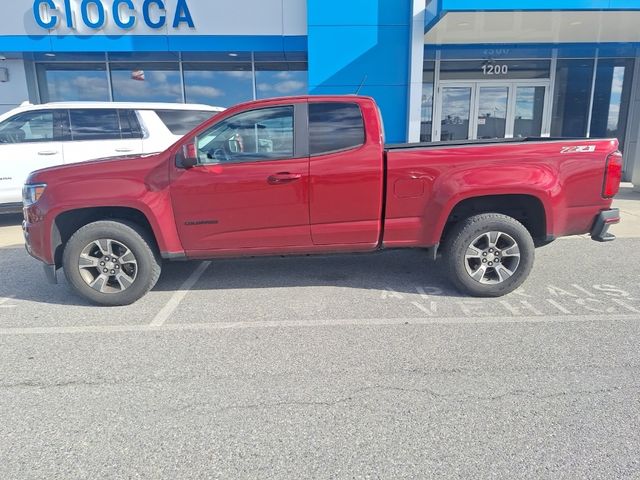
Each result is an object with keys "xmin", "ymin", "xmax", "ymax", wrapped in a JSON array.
[
  {"xmin": 196, "ymin": 106, "xmax": 294, "ymax": 164},
  {"xmin": 155, "ymin": 110, "xmax": 216, "ymax": 135},
  {"xmin": 119, "ymin": 110, "xmax": 143, "ymax": 139},
  {"xmin": 309, "ymin": 103, "xmax": 365, "ymax": 156},
  {"xmin": 69, "ymin": 109, "xmax": 121, "ymax": 141},
  {"xmin": 0, "ymin": 111, "xmax": 58, "ymax": 144}
]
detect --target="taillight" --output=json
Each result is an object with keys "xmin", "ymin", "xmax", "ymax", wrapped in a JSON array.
[{"xmin": 603, "ymin": 150, "xmax": 623, "ymax": 198}]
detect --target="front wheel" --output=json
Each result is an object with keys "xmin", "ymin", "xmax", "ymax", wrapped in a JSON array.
[
  {"xmin": 444, "ymin": 213, "xmax": 535, "ymax": 297},
  {"xmin": 62, "ymin": 220, "xmax": 161, "ymax": 306}
]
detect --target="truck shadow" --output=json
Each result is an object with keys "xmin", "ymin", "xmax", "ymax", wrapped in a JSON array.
[
  {"xmin": 154, "ymin": 249, "xmax": 464, "ymax": 297},
  {"xmin": 0, "ymin": 247, "xmax": 465, "ymax": 307},
  {"xmin": 0, "ymin": 214, "xmax": 22, "ymax": 227}
]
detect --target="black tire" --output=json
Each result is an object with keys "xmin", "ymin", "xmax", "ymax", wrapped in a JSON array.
[
  {"xmin": 62, "ymin": 220, "xmax": 161, "ymax": 306},
  {"xmin": 444, "ymin": 213, "xmax": 535, "ymax": 297}
]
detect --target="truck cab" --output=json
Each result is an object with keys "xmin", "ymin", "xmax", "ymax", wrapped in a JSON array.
[{"xmin": 170, "ymin": 96, "xmax": 385, "ymax": 254}]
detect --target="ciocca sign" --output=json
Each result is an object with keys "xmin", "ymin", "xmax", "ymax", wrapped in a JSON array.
[{"xmin": 33, "ymin": 0, "xmax": 195, "ymax": 30}]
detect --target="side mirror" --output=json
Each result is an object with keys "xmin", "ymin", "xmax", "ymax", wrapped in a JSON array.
[{"xmin": 176, "ymin": 142, "xmax": 198, "ymax": 169}]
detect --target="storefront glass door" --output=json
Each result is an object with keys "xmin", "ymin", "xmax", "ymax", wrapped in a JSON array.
[
  {"xmin": 513, "ymin": 86, "xmax": 546, "ymax": 138},
  {"xmin": 439, "ymin": 85, "xmax": 473, "ymax": 141},
  {"xmin": 476, "ymin": 86, "xmax": 509, "ymax": 139},
  {"xmin": 434, "ymin": 81, "xmax": 549, "ymax": 141}
]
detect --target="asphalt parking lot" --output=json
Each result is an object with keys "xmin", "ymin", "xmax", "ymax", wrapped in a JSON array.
[{"xmin": 1, "ymin": 200, "xmax": 640, "ymax": 478}]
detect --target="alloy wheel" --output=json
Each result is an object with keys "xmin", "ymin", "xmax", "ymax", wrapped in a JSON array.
[
  {"xmin": 78, "ymin": 239, "xmax": 138, "ymax": 294},
  {"xmin": 464, "ymin": 231, "xmax": 521, "ymax": 285}
]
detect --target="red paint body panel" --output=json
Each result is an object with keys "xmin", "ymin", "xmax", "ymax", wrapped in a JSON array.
[
  {"xmin": 384, "ymin": 138, "xmax": 617, "ymax": 247},
  {"xmin": 308, "ymin": 97, "xmax": 384, "ymax": 247},
  {"xmin": 23, "ymin": 153, "xmax": 183, "ymax": 264},
  {"xmin": 22, "ymin": 95, "xmax": 620, "ymax": 269},
  {"xmin": 170, "ymin": 157, "xmax": 311, "ymax": 252}
]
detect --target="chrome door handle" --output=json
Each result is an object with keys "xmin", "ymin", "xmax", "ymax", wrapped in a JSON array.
[
  {"xmin": 115, "ymin": 148, "xmax": 134, "ymax": 153},
  {"xmin": 37, "ymin": 150, "xmax": 58, "ymax": 156}
]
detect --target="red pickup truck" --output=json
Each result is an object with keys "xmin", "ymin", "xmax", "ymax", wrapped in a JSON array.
[{"xmin": 22, "ymin": 95, "xmax": 622, "ymax": 306}]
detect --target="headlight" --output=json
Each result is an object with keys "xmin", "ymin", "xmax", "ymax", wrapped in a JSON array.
[{"xmin": 22, "ymin": 183, "xmax": 47, "ymax": 207}]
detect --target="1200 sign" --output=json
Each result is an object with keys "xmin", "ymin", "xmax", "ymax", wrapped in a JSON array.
[{"xmin": 482, "ymin": 64, "xmax": 509, "ymax": 75}]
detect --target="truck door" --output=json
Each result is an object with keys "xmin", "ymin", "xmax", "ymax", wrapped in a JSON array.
[
  {"xmin": 170, "ymin": 103, "xmax": 312, "ymax": 252},
  {"xmin": 308, "ymin": 101, "xmax": 384, "ymax": 247}
]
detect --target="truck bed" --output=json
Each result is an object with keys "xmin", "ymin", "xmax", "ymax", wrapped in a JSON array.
[{"xmin": 382, "ymin": 136, "xmax": 619, "ymax": 249}]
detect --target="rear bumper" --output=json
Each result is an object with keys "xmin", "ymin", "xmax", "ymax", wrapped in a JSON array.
[{"xmin": 591, "ymin": 208, "xmax": 619, "ymax": 242}]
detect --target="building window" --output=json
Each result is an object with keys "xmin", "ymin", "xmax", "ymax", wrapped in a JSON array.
[
  {"xmin": 420, "ymin": 61, "xmax": 435, "ymax": 142},
  {"xmin": 589, "ymin": 58, "xmax": 635, "ymax": 148},
  {"xmin": 255, "ymin": 62, "xmax": 308, "ymax": 99},
  {"xmin": 110, "ymin": 62, "xmax": 182, "ymax": 103},
  {"xmin": 34, "ymin": 52, "xmax": 309, "ymax": 107},
  {"xmin": 551, "ymin": 59, "xmax": 595, "ymax": 138},
  {"xmin": 183, "ymin": 62, "xmax": 253, "ymax": 107},
  {"xmin": 36, "ymin": 63, "xmax": 110, "ymax": 102}
]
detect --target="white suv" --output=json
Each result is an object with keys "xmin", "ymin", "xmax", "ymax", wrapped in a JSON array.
[{"xmin": 0, "ymin": 101, "xmax": 224, "ymax": 212}]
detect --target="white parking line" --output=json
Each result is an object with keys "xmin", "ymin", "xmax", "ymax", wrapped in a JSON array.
[
  {"xmin": 149, "ymin": 261, "xmax": 211, "ymax": 327},
  {"xmin": 0, "ymin": 296, "xmax": 16, "ymax": 309},
  {"xmin": 0, "ymin": 313, "xmax": 637, "ymax": 336}
]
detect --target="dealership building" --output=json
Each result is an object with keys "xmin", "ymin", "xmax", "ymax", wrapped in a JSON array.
[{"xmin": 1, "ymin": 1, "xmax": 640, "ymax": 182}]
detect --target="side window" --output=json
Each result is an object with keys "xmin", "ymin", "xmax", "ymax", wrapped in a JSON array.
[
  {"xmin": 309, "ymin": 103, "xmax": 365, "ymax": 156},
  {"xmin": 196, "ymin": 106, "xmax": 294, "ymax": 164},
  {"xmin": 0, "ymin": 111, "xmax": 56, "ymax": 144},
  {"xmin": 155, "ymin": 110, "xmax": 216, "ymax": 136},
  {"xmin": 119, "ymin": 110, "xmax": 143, "ymax": 139},
  {"xmin": 69, "ymin": 109, "xmax": 121, "ymax": 141}
]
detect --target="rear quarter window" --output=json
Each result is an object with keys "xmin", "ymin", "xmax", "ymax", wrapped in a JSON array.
[
  {"xmin": 309, "ymin": 103, "xmax": 365, "ymax": 156},
  {"xmin": 155, "ymin": 110, "xmax": 216, "ymax": 135},
  {"xmin": 119, "ymin": 110, "xmax": 143, "ymax": 139}
]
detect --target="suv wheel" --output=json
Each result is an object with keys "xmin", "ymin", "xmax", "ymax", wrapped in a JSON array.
[
  {"xmin": 444, "ymin": 213, "xmax": 535, "ymax": 297},
  {"xmin": 62, "ymin": 221, "xmax": 161, "ymax": 306}
]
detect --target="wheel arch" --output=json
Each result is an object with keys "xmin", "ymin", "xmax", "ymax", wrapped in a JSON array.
[
  {"xmin": 438, "ymin": 194, "xmax": 550, "ymax": 247},
  {"xmin": 51, "ymin": 206, "xmax": 160, "ymax": 268}
]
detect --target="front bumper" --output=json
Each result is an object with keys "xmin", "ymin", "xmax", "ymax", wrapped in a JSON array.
[
  {"xmin": 23, "ymin": 219, "xmax": 57, "ymax": 284},
  {"xmin": 591, "ymin": 208, "xmax": 620, "ymax": 242}
]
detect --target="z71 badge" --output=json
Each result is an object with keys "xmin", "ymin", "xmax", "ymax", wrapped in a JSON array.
[{"xmin": 560, "ymin": 145, "xmax": 596, "ymax": 154}]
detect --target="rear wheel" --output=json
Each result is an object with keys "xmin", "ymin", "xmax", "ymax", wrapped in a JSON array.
[
  {"xmin": 444, "ymin": 213, "xmax": 535, "ymax": 297},
  {"xmin": 62, "ymin": 221, "xmax": 161, "ymax": 306}
]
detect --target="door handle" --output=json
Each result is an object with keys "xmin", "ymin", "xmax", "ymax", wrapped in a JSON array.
[
  {"xmin": 115, "ymin": 148, "xmax": 134, "ymax": 153},
  {"xmin": 37, "ymin": 150, "xmax": 58, "ymax": 156},
  {"xmin": 267, "ymin": 172, "xmax": 302, "ymax": 185}
]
